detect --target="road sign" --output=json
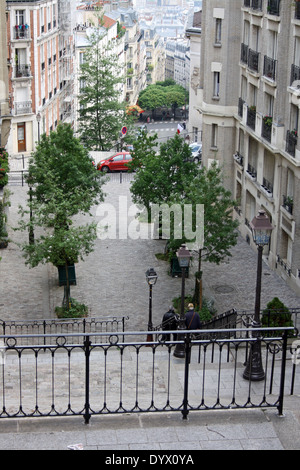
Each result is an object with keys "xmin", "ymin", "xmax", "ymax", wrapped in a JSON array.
[{"xmin": 121, "ymin": 126, "xmax": 127, "ymax": 135}]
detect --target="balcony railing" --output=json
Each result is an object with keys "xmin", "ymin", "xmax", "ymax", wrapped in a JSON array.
[
  {"xmin": 240, "ymin": 43, "xmax": 248, "ymax": 65},
  {"xmin": 267, "ymin": 0, "xmax": 280, "ymax": 16},
  {"xmin": 233, "ymin": 152, "xmax": 244, "ymax": 167},
  {"xmin": 248, "ymin": 49, "xmax": 260, "ymax": 73},
  {"xmin": 14, "ymin": 101, "xmax": 32, "ymax": 115},
  {"xmin": 263, "ymin": 55, "xmax": 277, "ymax": 81},
  {"xmin": 247, "ymin": 106, "xmax": 256, "ymax": 130},
  {"xmin": 238, "ymin": 97, "xmax": 245, "ymax": 117},
  {"xmin": 286, "ymin": 130, "xmax": 298, "ymax": 157},
  {"xmin": 295, "ymin": 1, "xmax": 300, "ymax": 20},
  {"xmin": 261, "ymin": 177, "xmax": 273, "ymax": 195},
  {"xmin": 246, "ymin": 163, "xmax": 257, "ymax": 179},
  {"xmin": 251, "ymin": 0, "xmax": 263, "ymax": 11},
  {"xmin": 290, "ymin": 64, "xmax": 300, "ymax": 87},
  {"xmin": 14, "ymin": 65, "xmax": 31, "ymax": 78},
  {"xmin": 13, "ymin": 25, "xmax": 30, "ymax": 40},
  {"xmin": 262, "ymin": 117, "xmax": 272, "ymax": 142}
]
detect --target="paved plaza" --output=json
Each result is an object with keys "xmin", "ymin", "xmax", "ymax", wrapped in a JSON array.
[{"xmin": 0, "ymin": 165, "xmax": 300, "ymax": 450}]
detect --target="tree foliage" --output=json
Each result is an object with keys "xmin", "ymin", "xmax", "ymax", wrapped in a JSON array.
[
  {"xmin": 78, "ymin": 28, "xmax": 127, "ymax": 151},
  {"xmin": 138, "ymin": 80, "xmax": 188, "ymax": 117},
  {"xmin": 17, "ymin": 124, "xmax": 106, "ymax": 309}
]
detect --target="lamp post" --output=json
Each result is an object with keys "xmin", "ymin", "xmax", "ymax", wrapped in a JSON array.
[
  {"xmin": 174, "ymin": 244, "xmax": 192, "ymax": 358},
  {"xmin": 36, "ymin": 112, "xmax": 41, "ymax": 143},
  {"xmin": 146, "ymin": 267, "xmax": 158, "ymax": 342},
  {"xmin": 243, "ymin": 210, "xmax": 274, "ymax": 381}
]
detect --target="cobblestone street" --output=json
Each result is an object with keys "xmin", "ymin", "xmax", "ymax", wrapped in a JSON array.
[{"xmin": 1, "ymin": 173, "xmax": 300, "ymax": 327}]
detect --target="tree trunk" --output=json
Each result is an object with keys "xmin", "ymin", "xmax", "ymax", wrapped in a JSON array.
[{"xmin": 193, "ymin": 249, "xmax": 203, "ymax": 310}]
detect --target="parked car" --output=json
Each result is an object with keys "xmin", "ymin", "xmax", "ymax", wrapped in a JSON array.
[
  {"xmin": 97, "ymin": 152, "xmax": 133, "ymax": 173},
  {"xmin": 189, "ymin": 142, "xmax": 202, "ymax": 163}
]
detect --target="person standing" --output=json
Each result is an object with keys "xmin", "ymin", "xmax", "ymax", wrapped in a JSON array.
[{"xmin": 185, "ymin": 303, "xmax": 202, "ymax": 330}]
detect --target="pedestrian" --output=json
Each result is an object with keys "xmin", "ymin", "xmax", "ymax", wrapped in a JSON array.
[
  {"xmin": 161, "ymin": 306, "xmax": 178, "ymax": 340},
  {"xmin": 185, "ymin": 303, "xmax": 202, "ymax": 330}
]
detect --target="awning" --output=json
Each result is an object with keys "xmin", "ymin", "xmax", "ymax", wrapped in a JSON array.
[{"xmin": 126, "ymin": 105, "xmax": 145, "ymax": 114}]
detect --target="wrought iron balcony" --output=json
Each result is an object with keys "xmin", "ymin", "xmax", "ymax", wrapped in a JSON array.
[
  {"xmin": 262, "ymin": 116, "xmax": 272, "ymax": 142},
  {"xmin": 295, "ymin": 1, "xmax": 300, "ymax": 20},
  {"xmin": 290, "ymin": 64, "xmax": 300, "ymax": 87},
  {"xmin": 267, "ymin": 0, "xmax": 280, "ymax": 16},
  {"xmin": 233, "ymin": 152, "xmax": 244, "ymax": 167},
  {"xmin": 247, "ymin": 106, "xmax": 256, "ymax": 130},
  {"xmin": 251, "ymin": 0, "xmax": 262, "ymax": 11},
  {"xmin": 13, "ymin": 25, "xmax": 30, "ymax": 40},
  {"xmin": 261, "ymin": 177, "xmax": 273, "ymax": 195},
  {"xmin": 14, "ymin": 101, "xmax": 32, "ymax": 115},
  {"xmin": 286, "ymin": 130, "xmax": 297, "ymax": 157},
  {"xmin": 238, "ymin": 97, "xmax": 245, "ymax": 118},
  {"xmin": 246, "ymin": 163, "xmax": 257, "ymax": 179},
  {"xmin": 248, "ymin": 49, "xmax": 260, "ymax": 73},
  {"xmin": 240, "ymin": 43, "xmax": 248, "ymax": 65},
  {"xmin": 263, "ymin": 56, "xmax": 277, "ymax": 81},
  {"xmin": 14, "ymin": 65, "xmax": 31, "ymax": 78}
]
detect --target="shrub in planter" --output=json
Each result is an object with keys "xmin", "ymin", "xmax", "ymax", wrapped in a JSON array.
[
  {"xmin": 261, "ymin": 297, "xmax": 294, "ymax": 336},
  {"xmin": 55, "ymin": 298, "xmax": 88, "ymax": 318}
]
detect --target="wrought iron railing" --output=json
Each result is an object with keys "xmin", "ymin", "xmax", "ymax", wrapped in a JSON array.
[{"xmin": 0, "ymin": 327, "xmax": 298, "ymax": 423}]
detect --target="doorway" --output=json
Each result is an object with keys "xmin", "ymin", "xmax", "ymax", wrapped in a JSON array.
[{"xmin": 17, "ymin": 123, "xmax": 26, "ymax": 152}]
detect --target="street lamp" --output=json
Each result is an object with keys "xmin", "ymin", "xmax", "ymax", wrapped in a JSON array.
[
  {"xmin": 174, "ymin": 244, "xmax": 192, "ymax": 358},
  {"xmin": 146, "ymin": 267, "xmax": 158, "ymax": 342},
  {"xmin": 36, "ymin": 112, "xmax": 41, "ymax": 143},
  {"xmin": 243, "ymin": 210, "xmax": 274, "ymax": 381}
]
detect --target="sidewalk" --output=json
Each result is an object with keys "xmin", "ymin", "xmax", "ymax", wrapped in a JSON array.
[{"xmin": 0, "ymin": 169, "xmax": 300, "ymax": 451}]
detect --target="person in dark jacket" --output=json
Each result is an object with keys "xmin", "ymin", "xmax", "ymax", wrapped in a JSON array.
[
  {"xmin": 161, "ymin": 306, "xmax": 178, "ymax": 340},
  {"xmin": 185, "ymin": 303, "xmax": 202, "ymax": 330}
]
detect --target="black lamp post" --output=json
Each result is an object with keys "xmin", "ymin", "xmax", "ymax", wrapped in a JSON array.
[
  {"xmin": 36, "ymin": 112, "xmax": 41, "ymax": 143},
  {"xmin": 146, "ymin": 267, "xmax": 158, "ymax": 342},
  {"xmin": 174, "ymin": 244, "xmax": 192, "ymax": 358},
  {"xmin": 243, "ymin": 210, "xmax": 274, "ymax": 381}
]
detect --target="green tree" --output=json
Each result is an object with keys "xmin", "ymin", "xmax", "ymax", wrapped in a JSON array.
[
  {"xmin": 18, "ymin": 124, "xmax": 105, "ymax": 310},
  {"xmin": 130, "ymin": 133, "xmax": 198, "ymax": 216},
  {"xmin": 178, "ymin": 162, "xmax": 239, "ymax": 309},
  {"xmin": 138, "ymin": 82, "xmax": 187, "ymax": 119},
  {"xmin": 78, "ymin": 27, "xmax": 127, "ymax": 151}
]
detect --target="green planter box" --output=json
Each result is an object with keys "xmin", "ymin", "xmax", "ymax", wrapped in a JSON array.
[
  {"xmin": 57, "ymin": 265, "xmax": 77, "ymax": 286},
  {"xmin": 171, "ymin": 257, "xmax": 189, "ymax": 278}
]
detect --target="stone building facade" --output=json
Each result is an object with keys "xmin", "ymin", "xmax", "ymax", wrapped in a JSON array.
[{"xmin": 199, "ymin": 0, "xmax": 300, "ymax": 295}]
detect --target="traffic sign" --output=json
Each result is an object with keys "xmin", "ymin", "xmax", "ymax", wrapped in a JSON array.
[{"xmin": 121, "ymin": 126, "xmax": 127, "ymax": 135}]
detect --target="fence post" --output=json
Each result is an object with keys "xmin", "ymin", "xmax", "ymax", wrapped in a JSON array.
[
  {"xmin": 181, "ymin": 334, "xmax": 191, "ymax": 420},
  {"xmin": 84, "ymin": 335, "xmax": 91, "ymax": 424},
  {"xmin": 277, "ymin": 330, "xmax": 288, "ymax": 416}
]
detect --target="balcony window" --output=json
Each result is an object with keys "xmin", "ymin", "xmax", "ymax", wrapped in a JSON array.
[
  {"xmin": 267, "ymin": 0, "xmax": 281, "ymax": 16},
  {"xmin": 248, "ymin": 49, "xmax": 260, "ymax": 73},
  {"xmin": 247, "ymin": 106, "xmax": 256, "ymax": 130},
  {"xmin": 282, "ymin": 196, "xmax": 293, "ymax": 215},
  {"xmin": 286, "ymin": 130, "xmax": 297, "ymax": 157},
  {"xmin": 13, "ymin": 24, "xmax": 30, "ymax": 40},
  {"xmin": 263, "ymin": 56, "xmax": 277, "ymax": 81},
  {"xmin": 251, "ymin": 0, "xmax": 262, "ymax": 11},
  {"xmin": 240, "ymin": 43, "xmax": 248, "ymax": 64},
  {"xmin": 262, "ymin": 116, "xmax": 272, "ymax": 142}
]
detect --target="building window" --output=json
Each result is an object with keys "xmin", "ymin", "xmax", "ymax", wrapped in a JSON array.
[
  {"xmin": 211, "ymin": 124, "xmax": 218, "ymax": 148},
  {"xmin": 215, "ymin": 19, "xmax": 222, "ymax": 45},
  {"xmin": 213, "ymin": 72, "xmax": 220, "ymax": 98}
]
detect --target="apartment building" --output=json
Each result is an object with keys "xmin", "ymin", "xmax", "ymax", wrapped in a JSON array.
[
  {"xmin": 0, "ymin": 1, "xmax": 11, "ymax": 147},
  {"xmin": 185, "ymin": 9, "xmax": 201, "ymax": 143},
  {"xmin": 5, "ymin": 0, "xmax": 74, "ymax": 157},
  {"xmin": 199, "ymin": 0, "xmax": 300, "ymax": 295}
]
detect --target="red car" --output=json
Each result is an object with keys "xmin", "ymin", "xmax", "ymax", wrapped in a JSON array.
[{"xmin": 97, "ymin": 152, "xmax": 133, "ymax": 173}]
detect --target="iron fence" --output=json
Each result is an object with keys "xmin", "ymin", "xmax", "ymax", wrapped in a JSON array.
[
  {"xmin": 0, "ymin": 327, "xmax": 298, "ymax": 424},
  {"xmin": 0, "ymin": 316, "xmax": 128, "ymax": 345}
]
